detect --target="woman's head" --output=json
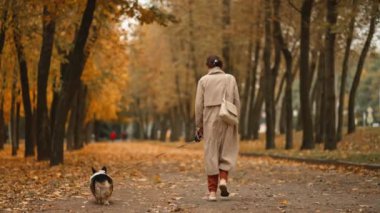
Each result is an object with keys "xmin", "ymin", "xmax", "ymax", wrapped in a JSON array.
[{"xmin": 206, "ymin": 55, "xmax": 223, "ymax": 69}]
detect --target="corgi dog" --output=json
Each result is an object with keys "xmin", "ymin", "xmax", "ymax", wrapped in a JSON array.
[{"xmin": 90, "ymin": 166, "xmax": 113, "ymax": 205}]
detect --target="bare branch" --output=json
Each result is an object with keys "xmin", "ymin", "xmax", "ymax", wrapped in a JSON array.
[{"xmin": 287, "ymin": 0, "xmax": 301, "ymax": 13}]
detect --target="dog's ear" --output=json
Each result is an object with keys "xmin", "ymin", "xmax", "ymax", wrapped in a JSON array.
[
  {"xmin": 101, "ymin": 166, "xmax": 107, "ymax": 173},
  {"xmin": 91, "ymin": 167, "xmax": 97, "ymax": 174}
]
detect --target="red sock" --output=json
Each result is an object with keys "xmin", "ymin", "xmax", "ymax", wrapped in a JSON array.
[
  {"xmin": 207, "ymin": 175, "xmax": 218, "ymax": 192},
  {"xmin": 219, "ymin": 169, "xmax": 228, "ymax": 181}
]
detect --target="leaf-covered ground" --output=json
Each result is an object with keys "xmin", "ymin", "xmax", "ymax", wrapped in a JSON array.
[{"xmin": 0, "ymin": 141, "xmax": 379, "ymax": 212}]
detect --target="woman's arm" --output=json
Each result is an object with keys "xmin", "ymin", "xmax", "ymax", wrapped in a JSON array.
[
  {"xmin": 233, "ymin": 77, "xmax": 241, "ymax": 117},
  {"xmin": 195, "ymin": 79, "xmax": 204, "ymax": 128}
]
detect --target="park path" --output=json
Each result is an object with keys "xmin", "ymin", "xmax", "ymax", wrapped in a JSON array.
[{"xmin": 2, "ymin": 142, "xmax": 380, "ymax": 212}]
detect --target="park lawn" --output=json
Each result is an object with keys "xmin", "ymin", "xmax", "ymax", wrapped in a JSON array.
[
  {"xmin": 159, "ymin": 127, "xmax": 380, "ymax": 164},
  {"xmin": 239, "ymin": 127, "xmax": 380, "ymax": 164}
]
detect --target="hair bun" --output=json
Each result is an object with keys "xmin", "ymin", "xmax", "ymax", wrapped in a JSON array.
[{"xmin": 206, "ymin": 55, "xmax": 223, "ymax": 69}]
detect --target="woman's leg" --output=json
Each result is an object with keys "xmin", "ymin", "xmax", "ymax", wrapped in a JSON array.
[
  {"xmin": 207, "ymin": 174, "xmax": 218, "ymax": 201},
  {"xmin": 219, "ymin": 125, "xmax": 239, "ymax": 172},
  {"xmin": 219, "ymin": 169, "xmax": 230, "ymax": 197},
  {"xmin": 218, "ymin": 125, "xmax": 238, "ymax": 198},
  {"xmin": 219, "ymin": 169, "xmax": 228, "ymax": 181},
  {"xmin": 207, "ymin": 174, "xmax": 219, "ymax": 192},
  {"xmin": 203, "ymin": 107, "xmax": 223, "ymax": 175}
]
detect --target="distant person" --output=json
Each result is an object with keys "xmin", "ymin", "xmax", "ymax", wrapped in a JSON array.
[
  {"xmin": 195, "ymin": 55, "xmax": 240, "ymax": 201},
  {"xmin": 109, "ymin": 131, "xmax": 117, "ymax": 141}
]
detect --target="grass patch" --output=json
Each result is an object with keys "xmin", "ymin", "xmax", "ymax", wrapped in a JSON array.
[{"xmin": 240, "ymin": 127, "xmax": 380, "ymax": 164}]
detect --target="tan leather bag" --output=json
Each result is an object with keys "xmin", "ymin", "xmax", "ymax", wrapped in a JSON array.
[{"xmin": 219, "ymin": 75, "xmax": 238, "ymax": 125}]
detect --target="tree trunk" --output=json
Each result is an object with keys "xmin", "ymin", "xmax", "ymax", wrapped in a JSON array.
[
  {"xmin": 222, "ymin": 0, "xmax": 232, "ymax": 74},
  {"xmin": 240, "ymin": 13, "xmax": 255, "ymax": 139},
  {"xmin": 0, "ymin": 103, "xmax": 5, "ymax": 150},
  {"xmin": 245, "ymin": 39, "xmax": 261, "ymax": 140},
  {"xmin": 184, "ymin": 118, "xmax": 193, "ymax": 142},
  {"xmin": 279, "ymin": 95, "xmax": 286, "ymax": 133},
  {"xmin": 174, "ymin": 70, "xmax": 192, "ymax": 142},
  {"xmin": 169, "ymin": 107, "xmax": 181, "ymax": 142},
  {"xmin": 315, "ymin": 51, "xmax": 326, "ymax": 144},
  {"xmin": 275, "ymin": 73, "xmax": 286, "ymax": 106},
  {"xmin": 136, "ymin": 105, "xmax": 148, "ymax": 139},
  {"xmin": 149, "ymin": 114, "xmax": 159, "ymax": 140},
  {"xmin": 10, "ymin": 70, "xmax": 17, "ymax": 155},
  {"xmin": 187, "ymin": 0, "xmax": 200, "ymax": 82},
  {"xmin": 273, "ymin": 0, "xmax": 293, "ymax": 149},
  {"xmin": 308, "ymin": 50, "xmax": 318, "ymax": 92},
  {"xmin": 182, "ymin": 101, "xmax": 194, "ymax": 142},
  {"xmin": 32, "ymin": 104, "xmax": 38, "ymax": 151},
  {"xmin": 271, "ymin": 18, "xmax": 281, "ymax": 137},
  {"xmin": 37, "ymin": 5, "xmax": 56, "ymax": 160},
  {"xmin": 0, "ymin": 82, "xmax": 7, "ymax": 150},
  {"xmin": 310, "ymin": 51, "xmax": 321, "ymax": 105},
  {"xmin": 186, "ymin": 0, "xmax": 198, "ymax": 142},
  {"xmin": 16, "ymin": 101, "xmax": 20, "ymax": 150},
  {"xmin": 0, "ymin": 0, "xmax": 9, "ymax": 53},
  {"xmin": 299, "ymin": 0, "xmax": 315, "ymax": 150},
  {"xmin": 263, "ymin": 0, "xmax": 275, "ymax": 149},
  {"xmin": 50, "ymin": 0, "xmax": 97, "ymax": 166},
  {"xmin": 337, "ymin": 0, "xmax": 357, "ymax": 142},
  {"xmin": 324, "ymin": 0, "xmax": 338, "ymax": 150},
  {"xmin": 84, "ymin": 122, "xmax": 93, "ymax": 144},
  {"xmin": 0, "ymin": 78, "xmax": 5, "ymax": 151},
  {"xmin": 13, "ymin": 11, "xmax": 35, "ymax": 157},
  {"xmin": 280, "ymin": 54, "xmax": 300, "ymax": 135},
  {"xmin": 12, "ymin": 101, "xmax": 21, "ymax": 156},
  {"xmin": 74, "ymin": 83, "xmax": 87, "ymax": 149},
  {"xmin": 250, "ymin": 66, "xmax": 266, "ymax": 140},
  {"xmin": 245, "ymin": 9, "xmax": 262, "ymax": 140},
  {"xmin": 347, "ymin": 0, "xmax": 378, "ymax": 134},
  {"xmin": 0, "ymin": 0, "xmax": 10, "ymax": 151},
  {"xmin": 10, "ymin": 98, "xmax": 15, "ymax": 154},
  {"xmin": 49, "ymin": 41, "xmax": 69, "ymax": 134},
  {"xmin": 93, "ymin": 119, "xmax": 100, "ymax": 141},
  {"xmin": 67, "ymin": 84, "xmax": 87, "ymax": 149},
  {"xmin": 9, "ymin": 102, "xmax": 18, "ymax": 156},
  {"xmin": 66, "ymin": 92, "xmax": 78, "ymax": 151},
  {"xmin": 285, "ymin": 71, "xmax": 293, "ymax": 150},
  {"xmin": 50, "ymin": 81, "xmax": 59, "ymax": 136},
  {"xmin": 159, "ymin": 114, "xmax": 169, "ymax": 142}
]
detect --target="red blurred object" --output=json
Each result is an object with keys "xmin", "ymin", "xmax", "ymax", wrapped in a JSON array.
[{"xmin": 109, "ymin": 131, "xmax": 117, "ymax": 141}]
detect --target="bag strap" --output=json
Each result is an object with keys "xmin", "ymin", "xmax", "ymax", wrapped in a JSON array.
[{"xmin": 223, "ymin": 74, "xmax": 230, "ymax": 101}]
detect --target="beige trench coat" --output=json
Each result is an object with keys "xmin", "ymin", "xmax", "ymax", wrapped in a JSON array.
[{"xmin": 195, "ymin": 67, "xmax": 240, "ymax": 175}]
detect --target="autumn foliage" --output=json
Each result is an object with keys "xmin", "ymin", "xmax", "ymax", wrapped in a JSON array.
[{"xmin": 0, "ymin": 0, "xmax": 379, "ymax": 166}]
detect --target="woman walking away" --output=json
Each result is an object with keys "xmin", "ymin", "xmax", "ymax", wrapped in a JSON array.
[{"xmin": 195, "ymin": 55, "xmax": 240, "ymax": 201}]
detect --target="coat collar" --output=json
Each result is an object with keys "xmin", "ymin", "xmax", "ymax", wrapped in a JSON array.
[{"xmin": 208, "ymin": 67, "xmax": 225, "ymax": 75}]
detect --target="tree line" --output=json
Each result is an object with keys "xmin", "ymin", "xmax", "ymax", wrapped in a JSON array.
[
  {"xmin": 0, "ymin": 0, "xmax": 174, "ymax": 165},
  {"xmin": 126, "ymin": 0, "xmax": 379, "ymax": 150},
  {"xmin": 0, "ymin": 0, "xmax": 379, "ymax": 166}
]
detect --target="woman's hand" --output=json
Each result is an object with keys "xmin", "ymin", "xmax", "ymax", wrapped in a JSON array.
[
  {"xmin": 197, "ymin": 127, "xmax": 203, "ymax": 136},
  {"xmin": 195, "ymin": 127, "xmax": 203, "ymax": 142}
]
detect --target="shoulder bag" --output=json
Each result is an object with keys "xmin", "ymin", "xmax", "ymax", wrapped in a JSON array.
[{"xmin": 219, "ymin": 74, "xmax": 238, "ymax": 126}]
